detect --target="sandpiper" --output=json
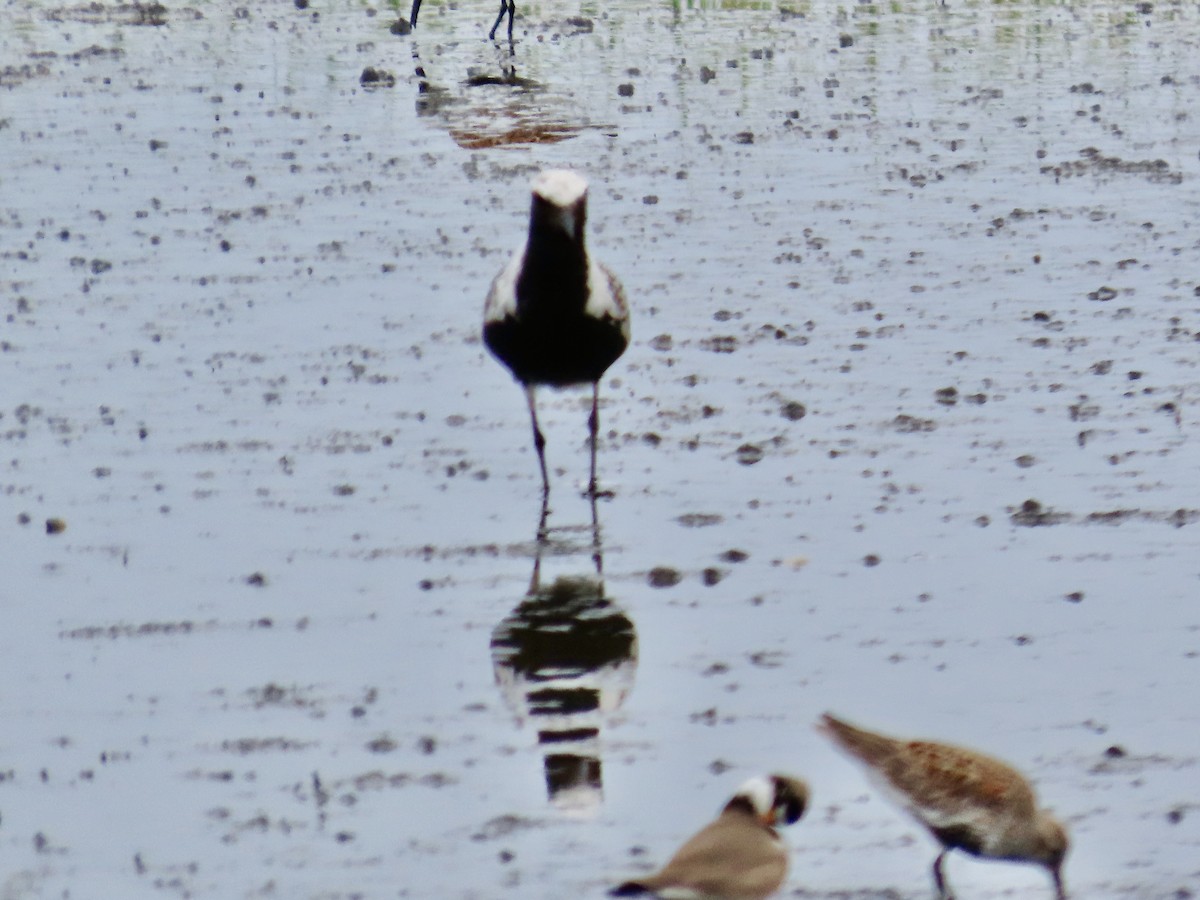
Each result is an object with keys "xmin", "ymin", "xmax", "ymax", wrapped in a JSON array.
[
  {"xmin": 483, "ymin": 169, "xmax": 630, "ymax": 497},
  {"xmin": 818, "ymin": 713, "xmax": 1069, "ymax": 900},
  {"xmin": 409, "ymin": 0, "xmax": 515, "ymax": 41},
  {"xmin": 610, "ymin": 773, "xmax": 809, "ymax": 899}
]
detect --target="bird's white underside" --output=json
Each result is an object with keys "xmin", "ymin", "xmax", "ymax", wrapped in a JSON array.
[{"xmin": 860, "ymin": 769, "xmax": 1008, "ymax": 853}]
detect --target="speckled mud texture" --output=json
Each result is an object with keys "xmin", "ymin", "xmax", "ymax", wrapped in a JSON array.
[{"xmin": 3, "ymin": 0, "xmax": 1200, "ymax": 897}]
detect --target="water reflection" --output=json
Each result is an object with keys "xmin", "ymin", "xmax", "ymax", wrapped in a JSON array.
[
  {"xmin": 407, "ymin": 37, "xmax": 611, "ymax": 149},
  {"xmin": 490, "ymin": 497, "xmax": 637, "ymax": 815}
]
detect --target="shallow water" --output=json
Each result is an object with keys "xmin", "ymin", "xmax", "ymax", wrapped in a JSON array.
[{"xmin": 3, "ymin": 0, "xmax": 1200, "ymax": 896}]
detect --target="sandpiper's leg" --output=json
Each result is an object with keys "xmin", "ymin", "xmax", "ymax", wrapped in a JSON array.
[
  {"xmin": 410, "ymin": 0, "xmax": 421, "ymax": 26},
  {"xmin": 1052, "ymin": 866, "xmax": 1067, "ymax": 900},
  {"xmin": 525, "ymin": 385, "xmax": 549, "ymax": 495},
  {"xmin": 932, "ymin": 851, "xmax": 955, "ymax": 900},
  {"xmin": 587, "ymin": 382, "xmax": 600, "ymax": 496}
]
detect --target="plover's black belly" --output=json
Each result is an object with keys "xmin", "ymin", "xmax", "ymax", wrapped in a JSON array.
[{"xmin": 484, "ymin": 313, "xmax": 628, "ymax": 387}]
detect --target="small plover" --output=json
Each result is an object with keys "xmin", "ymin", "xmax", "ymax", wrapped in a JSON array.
[{"xmin": 611, "ymin": 774, "xmax": 809, "ymax": 899}]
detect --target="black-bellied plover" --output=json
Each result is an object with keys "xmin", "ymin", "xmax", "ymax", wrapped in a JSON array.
[{"xmin": 483, "ymin": 169, "xmax": 629, "ymax": 497}]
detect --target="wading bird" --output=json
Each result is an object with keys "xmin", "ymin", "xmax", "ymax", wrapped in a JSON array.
[
  {"xmin": 610, "ymin": 774, "xmax": 809, "ymax": 899},
  {"xmin": 409, "ymin": 0, "xmax": 515, "ymax": 40},
  {"xmin": 818, "ymin": 712, "xmax": 1069, "ymax": 900},
  {"xmin": 482, "ymin": 170, "xmax": 629, "ymax": 497}
]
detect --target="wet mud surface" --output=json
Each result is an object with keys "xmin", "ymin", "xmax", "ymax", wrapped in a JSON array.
[{"xmin": 3, "ymin": 0, "xmax": 1200, "ymax": 897}]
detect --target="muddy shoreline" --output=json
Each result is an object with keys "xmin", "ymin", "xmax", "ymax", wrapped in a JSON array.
[{"xmin": 3, "ymin": 0, "xmax": 1200, "ymax": 896}]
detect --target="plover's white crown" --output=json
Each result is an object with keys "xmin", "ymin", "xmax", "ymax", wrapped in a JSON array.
[
  {"xmin": 533, "ymin": 169, "xmax": 589, "ymax": 208},
  {"xmin": 735, "ymin": 775, "xmax": 776, "ymax": 819},
  {"xmin": 533, "ymin": 170, "xmax": 587, "ymax": 241}
]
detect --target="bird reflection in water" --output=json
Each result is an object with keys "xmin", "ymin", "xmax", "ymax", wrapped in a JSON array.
[
  {"xmin": 407, "ymin": 39, "xmax": 609, "ymax": 150},
  {"xmin": 490, "ymin": 495, "xmax": 637, "ymax": 815}
]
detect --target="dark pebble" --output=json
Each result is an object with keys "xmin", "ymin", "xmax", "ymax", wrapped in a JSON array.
[
  {"xmin": 781, "ymin": 401, "xmax": 806, "ymax": 421},
  {"xmin": 736, "ymin": 443, "xmax": 764, "ymax": 465},
  {"xmin": 647, "ymin": 566, "xmax": 682, "ymax": 588}
]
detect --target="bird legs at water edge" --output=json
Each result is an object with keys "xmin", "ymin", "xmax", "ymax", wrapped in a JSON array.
[
  {"xmin": 932, "ymin": 847, "xmax": 1064, "ymax": 900},
  {"xmin": 528, "ymin": 473, "xmax": 605, "ymax": 595},
  {"xmin": 933, "ymin": 851, "xmax": 954, "ymax": 900},
  {"xmin": 588, "ymin": 466, "xmax": 604, "ymax": 577},
  {"xmin": 529, "ymin": 488, "xmax": 550, "ymax": 592},
  {"xmin": 489, "ymin": 0, "xmax": 515, "ymax": 40},
  {"xmin": 525, "ymin": 384, "xmax": 611, "ymax": 500},
  {"xmin": 410, "ymin": 0, "xmax": 513, "ymax": 41},
  {"xmin": 587, "ymin": 383, "xmax": 608, "ymax": 499},
  {"xmin": 524, "ymin": 385, "xmax": 550, "ymax": 498}
]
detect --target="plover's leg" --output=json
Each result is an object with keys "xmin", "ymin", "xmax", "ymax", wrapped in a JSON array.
[
  {"xmin": 587, "ymin": 383, "xmax": 600, "ymax": 496},
  {"xmin": 410, "ymin": 0, "xmax": 421, "ymax": 26},
  {"xmin": 525, "ymin": 384, "xmax": 549, "ymax": 496},
  {"xmin": 588, "ymin": 477, "xmax": 603, "ymax": 581},
  {"xmin": 528, "ymin": 490, "xmax": 550, "ymax": 593},
  {"xmin": 536, "ymin": 488, "xmax": 550, "ymax": 543}
]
